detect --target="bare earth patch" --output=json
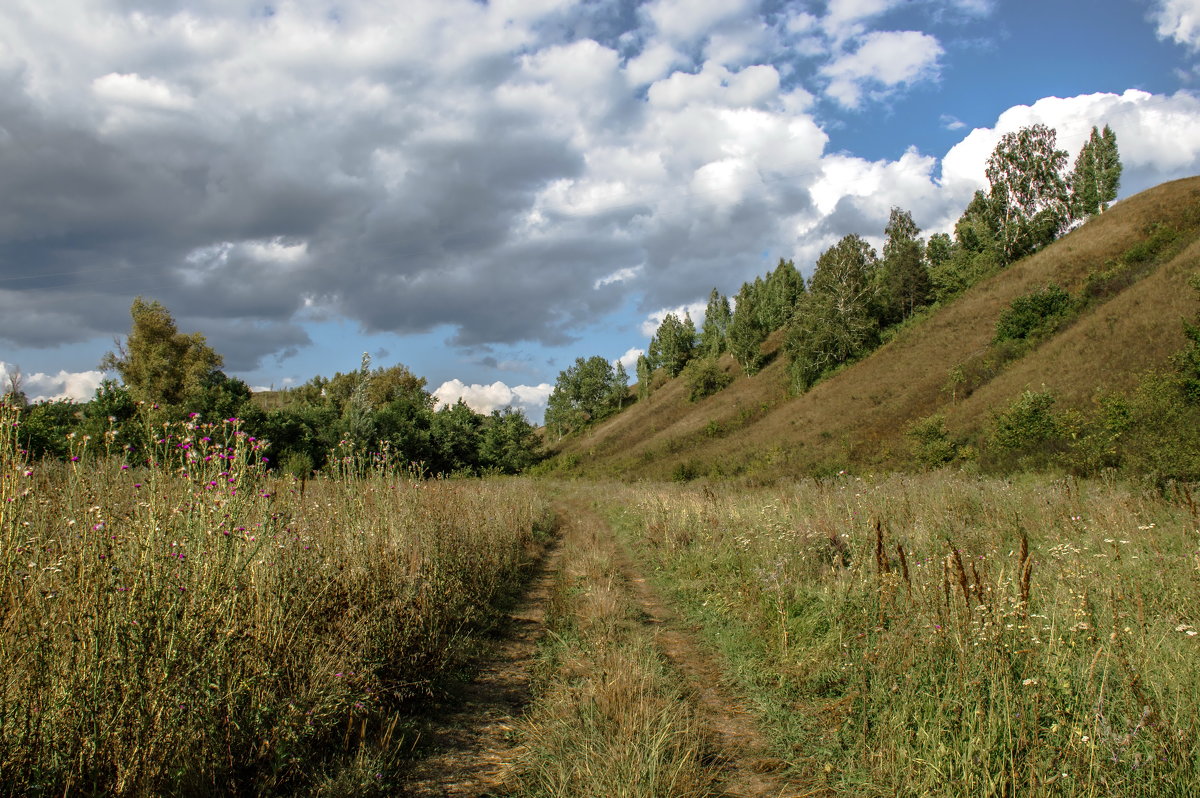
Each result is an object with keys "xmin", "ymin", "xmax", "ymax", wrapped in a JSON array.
[{"xmin": 400, "ymin": 530, "xmax": 564, "ymax": 797}]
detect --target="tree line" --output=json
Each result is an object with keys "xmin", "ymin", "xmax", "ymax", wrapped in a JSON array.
[
  {"xmin": 545, "ymin": 122, "xmax": 1122, "ymax": 428},
  {"xmin": 5, "ymin": 299, "xmax": 541, "ymax": 476}
]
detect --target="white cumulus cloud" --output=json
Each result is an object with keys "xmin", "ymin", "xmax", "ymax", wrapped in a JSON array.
[
  {"xmin": 1, "ymin": 362, "xmax": 104, "ymax": 403},
  {"xmin": 433, "ymin": 378, "xmax": 553, "ymax": 419},
  {"xmin": 822, "ymin": 30, "xmax": 944, "ymax": 109}
]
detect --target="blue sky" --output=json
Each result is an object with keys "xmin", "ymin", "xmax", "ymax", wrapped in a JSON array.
[{"xmin": 3, "ymin": 0, "xmax": 1200, "ymax": 421}]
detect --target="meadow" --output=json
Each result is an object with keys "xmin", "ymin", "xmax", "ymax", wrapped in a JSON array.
[
  {"xmin": 0, "ymin": 402, "xmax": 552, "ymax": 795},
  {"xmin": 608, "ymin": 472, "xmax": 1200, "ymax": 796}
]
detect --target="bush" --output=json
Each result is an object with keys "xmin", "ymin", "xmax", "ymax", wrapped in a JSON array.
[
  {"xmin": 683, "ymin": 358, "xmax": 732, "ymax": 402},
  {"xmin": 991, "ymin": 390, "xmax": 1060, "ymax": 451},
  {"xmin": 906, "ymin": 413, "xmax": 957, "ymax": 468},
  {"xmin": 994, "ymin": 284, "xmax": 1075, "ymax": 343}
]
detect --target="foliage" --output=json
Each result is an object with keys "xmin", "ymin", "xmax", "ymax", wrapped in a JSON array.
[
  {"xmin": 987, "ymin": 389, "xmax": 1063, "ymax": 470},
  {"xmin": 635, "ymin": 354, "xmax": 653, "ymax": 401},
  {"xmin": 1070, "ymin": 124, "xmax": 1122, "ymax": 217},
  {"xmin": 100, "ymin": 297, "xmax": 226, "ymax": 410},
  {"xmin": 1176, "ymin": 275, "xmax": 1200, "ymax": 403},
  {"xmin": 757, "ymin": 258, "xmax": 805, "ymax": 331},
  {"xmin": 785, "ymin": 234, "xmax": 880, "ymax": 392},
  {"xmin": 993, "ymin": 283, "xmax": 1076, "ymax": 343},
  {"xmin": 985, "ymin": 123, "xmax": 1071, "ymax": 263},
  {"xmin": 652, "ymin": 313, "xmax": 697, "ymax": 377},
  {"xmin": 877, "ymin": 207, "xmax": 930, "ymax": 324},
  {"xmin": 545, "ymin": 356, "xmax": 628, "ymax": 438},
  {"xmin": 905, "ymin": 412, "xmax": 957, "ymax": 468},
  {"xmin": 728, "ymin": 281, "xmax": 768, "ymax": 375},
  {"xmin": 682, "ymin": 357, "xmax": 732, "ymax": 402},
  {"xmin": 698, "ymin": 288, "xmax": 731, "ymax": 358}
]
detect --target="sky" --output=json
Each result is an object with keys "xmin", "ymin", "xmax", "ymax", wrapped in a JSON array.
[{"xmin": 3, "ymin": 0, "xmax": 1200, "ymax": 422}]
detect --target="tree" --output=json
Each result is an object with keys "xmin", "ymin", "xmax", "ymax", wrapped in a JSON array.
[
  {"xmin": 100, "ymin": 297, "xmax": 224, "ymax": 410},
  {"xmin": 877, "ymin": 207, "xmax": 930, "ymax": 324},
  {"xmin": 479, "ymin": 408, "xmax": 541, "ymax": 473},
  {"xmin": 635, "ymin": 354, "xmax": 653, "ymax": 401},
  {"xmin": 785, "ymin": 235, "xmax": 881, "ymax": 391},
  {"xmin": 654, "ymin": 313, "xmax": 697, "ymax": 377},
  {"xmin": 984, "ymin": 124, "xmax": 1070, "ymax": 263},
  {"xmin": 1070, "ymin": 125, "xmax": 1122, "ymax": 217},
  {"xmin": 699, "ymin": 288, "xmax": 732, "ymax": 358},
  {"xmin": 544, "ymin": 356, "xmax": 626, "ymax": 437},
  {"xmin": 430, "ymin": 399, "xmax": 482, "ymax": 474},
  {"xmin": 728, "ymin": 281, "xmax": 768, "ymax": 375},
  {"xmin": 2, "ymin": 364, "xmax": 27, "ymax": 407},
  {"xmin": 758, "ymin": 259, "xmax": 805, "ymax": 331}
]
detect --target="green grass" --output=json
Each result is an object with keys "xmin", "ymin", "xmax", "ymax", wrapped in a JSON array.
[
  {"xmin": 0, "ymin": 403, "xmax": 552, "ymax": 795},
  {"xmin": 607, "ymin": 472, "xmax": 1200, "ymax": 796}
]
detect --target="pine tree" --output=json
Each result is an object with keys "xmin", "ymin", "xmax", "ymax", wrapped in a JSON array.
[{"xmin": 699, "ymin": 288, "xmax": 732, "ymax": 357}]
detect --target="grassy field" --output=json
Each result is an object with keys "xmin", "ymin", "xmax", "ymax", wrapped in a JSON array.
[
  {"xmin": 7, "ymin": 394, "xmax": 1200, "ymax": 796},
  {"xmin": 0, "ymin": 403, "xmax": 552, "ymax": 795},
  {"xmin": 607, "ymin": 472, "xmax": 1200, "ymax": 796}
]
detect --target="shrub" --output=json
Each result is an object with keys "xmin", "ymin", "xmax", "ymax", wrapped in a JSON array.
[
  {"xmin": 994, "ymin": 284, "xmax": 1075, "ymax": 343},
  {"xmin": 991, "ymin": 389, "xmax": 1060, "ymax": 452},
  {"xmin": 683, "ymin": 358, "xmax": 733, "ymax": 402},
  {"xmin": 906, "ymin": 413, "xmax": 957, "ymax": 468}
]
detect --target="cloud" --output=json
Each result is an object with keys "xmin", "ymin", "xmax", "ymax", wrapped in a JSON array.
[
  {"xmin": 640, "ymin": 301, "xmax": 707, "ymax": 337},
  {"xmin": 940, "ymin": 114, "xmax": 966, "ymax": 131},
  {"xmin": 614, "ymin": 347, "xmax": 644, "ymax": 371},
  {"xmin": 1154, "ymin": 0, "xmax": 1200, "ymax": 49},
  {"xmin": 821, "ymin": 30, "xmax": 944, "ymax": 109},
  {"xmin": 940, "ymin": 89, "xmax": 1200, "ymax": 202},
  {"xmin": 1, "ymin": 361, "xmax": 104, "ymax": 403},
  {"xmin": 0, "ymin": 0, "xmax": 1196, "ymax": 397},
  {"xmin": 432, "ymin": 378, "xmax": 553, "ymax": 420}
]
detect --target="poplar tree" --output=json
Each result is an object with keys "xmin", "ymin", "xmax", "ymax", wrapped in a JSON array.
[{"xmin": 1070, "ymin": 125, "xmax": 1122, "ymax": 217}]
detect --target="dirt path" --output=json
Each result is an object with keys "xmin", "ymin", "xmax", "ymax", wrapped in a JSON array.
[
  {"xmin": 399, "ymin": 530, "xmax": 564, "ymax": 797},
  {"xmin": 564, "ymin": 497, "xmax": 816, "ymax": 798},
  {"xmin": 400, "ymin": 495, "xmax": 820, "ymax": 797}
]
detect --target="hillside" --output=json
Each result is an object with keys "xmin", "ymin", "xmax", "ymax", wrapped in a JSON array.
[{"xmin": 549, "ymin": 176, "xmax": 1200, "ymax": 480}]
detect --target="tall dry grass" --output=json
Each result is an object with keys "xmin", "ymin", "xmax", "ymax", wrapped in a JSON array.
[
  {"xmin": 613, "ymin": 472, "xmax": 1200, "ymax": 796},
  {"xmin": 0, "ymin": 403, "xmax": 551, "ymax": 795}
]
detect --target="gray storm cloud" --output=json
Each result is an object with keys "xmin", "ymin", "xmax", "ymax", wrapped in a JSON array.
[{"xmin": 2, "ymin": 0, "xmax": 1199, "ymax": 382}]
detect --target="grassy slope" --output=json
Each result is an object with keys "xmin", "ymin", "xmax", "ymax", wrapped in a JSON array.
[{"xmin": 552, "ymin": 176, "xmax": 1200, "ymax": 480}]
